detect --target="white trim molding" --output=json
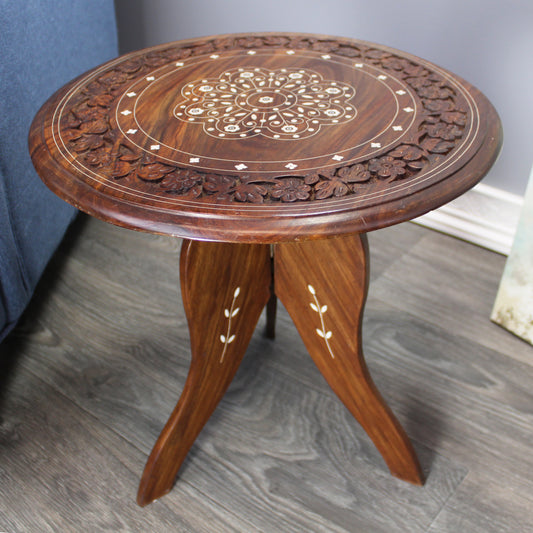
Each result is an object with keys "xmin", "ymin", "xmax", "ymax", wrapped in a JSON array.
[{"xmin": 413, "ymin": 184, "xmax": 524, "ymax": 256}]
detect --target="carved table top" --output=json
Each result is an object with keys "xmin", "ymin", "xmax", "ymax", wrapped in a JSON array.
[{"xmin": 29, "ymin": 32, "xmax": 502, "ymax": 242}]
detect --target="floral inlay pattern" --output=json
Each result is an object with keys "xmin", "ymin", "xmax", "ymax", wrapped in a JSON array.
[
  {"xmin": 174, "ymin": 67, "xmax": 356, "ymax": 140},
  {"xmin": 308, "ymin": 284, "xmax": 335, "ymax": 359},
  {"xmin": 219, "ymin": 287, "xmax": 241, "ymax": 363}
]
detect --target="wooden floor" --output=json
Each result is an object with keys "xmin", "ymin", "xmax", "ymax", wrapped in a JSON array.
[{"xmin": 1, "ymin": 215, "xmax": 532, "ymax": 532}]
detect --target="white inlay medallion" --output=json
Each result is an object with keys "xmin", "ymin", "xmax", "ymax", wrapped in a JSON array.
[{"xmin": 174, "ymin": 67, "xmax": 357, "ymax": 140}]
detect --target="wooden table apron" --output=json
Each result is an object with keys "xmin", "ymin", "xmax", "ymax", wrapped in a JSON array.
[{"xmin": 29, "ymin": 32, "xmax": 502, "ymax": 506}]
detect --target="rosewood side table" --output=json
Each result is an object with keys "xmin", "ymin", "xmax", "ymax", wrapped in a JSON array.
[{"xmin": 29, "ymin": 32, "xmax": 502, "ymax": 506}]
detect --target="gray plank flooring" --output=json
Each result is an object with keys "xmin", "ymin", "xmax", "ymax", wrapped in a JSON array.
[{"xmin": 1, "ymin": 215, "xmax": 532, "ymax": 532}]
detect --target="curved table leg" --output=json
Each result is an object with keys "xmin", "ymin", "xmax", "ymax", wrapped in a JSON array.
[
  {"xmin": 274, "ymin": 233, "xmax": 424, "ymax": 485},
  {"xmin": 137, "ymin": 240, "xmax": 272, "ymax": 506}
]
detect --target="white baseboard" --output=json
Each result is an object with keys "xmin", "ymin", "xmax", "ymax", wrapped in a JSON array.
[{"xmin": 413, "ymin": 184, "xmax": 523, "ymax": 255}]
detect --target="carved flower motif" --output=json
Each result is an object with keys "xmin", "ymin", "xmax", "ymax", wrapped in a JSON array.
[
  {"xmin": 406, "ymin": 76, "xmax": 432, "ymax": 89},
  {"xmin": 70, "ymin": 134, "xmax": 104, "ymax": 153},
  {"xmin": 271, "ymin": 178, "xmax": 311, "ymax": 202},
  {"xmin": 365, "ymin": 49, "xmax": 392, "ymax": 61},
  {"xmin": 335, "ymin": 45, "xmax": 361, "ymax": 58},
  {"xmin": 117, "ymin": 58, "xmax": 143, "ymax": 74},
  {"xmin": 417, "ymin": 85, "xmax": 455, "ymax": 100},
  {"xmin": 97, "ymin": 71, "xmax": 129, "ymax": 87},
  {"xmin": 388, "ymin": 144, "xmax": 424, "ymax": 161},
  {"xmin": 336, "ymin": 164, "xmax": 372, "ymax": 183},
  {"xmin": 84, "ymin": 80, "xmax": 108, "ymax": 96},
  {"xmin": 382, "ymin": 57, "xmax": 412, "ymax": 71},
  {"xmin": 86, "ymin": 94, "xmax": 114, "ymax": 108},
  {"xmin": 191, "ymin": 42, "xmax": 217, "ymax": 56},
  {"xmin": 63, "ymin": 113, "xmax": 82, "ymax": 129},
  {"xmin": 426, "ymin": 122, "xmax": 463, "ymax": 141},
  {"xmin": 368, "ymin": 156, "xmax": 407, "ymax": 180},
  {"xmin": 136, "ymin": 162, "xmax": 177, "ymax": 181},
  {"xmin": 72, "ymin": 104, "xmax": 107, "ymax": 122},
  {"xmin": 83, "ymin": 150, "xmax": 114, "ymax": 167},
  {"xmin": 118, "ymin": 144, "xmax": 142, "ymax": 163},
  {"xmin": 302, "ymin": 168, "xmax": 335, "ymax": 185},
  {"xmin": 388, "ymin": 145, "xmax": 426, "ymax": 171},
  {"xmin": 423, "ymin": 99, "xmax": 455, "ymax": 113},
  {"xmin": 235, "ymin": 36, "xmax": 265, "ymax": 49},
  {"xmin": 79, "ymin": 118, "xmax": 108, "ymax": 135},
  {"xmin": 144, "ymin": 52, "xmax": 171, "ymax": 67},
  {"xmin": 293, "ymin": 37, "xmax": 318, "ymax": 50},
  {"xmin": 175, "ymin": 47, "xmax": 193, "ymax": 60},
  {"xmin": 403, "ymin": 65, "xmax": 430, "ymax": 78},
  {"xmin": 420, "ymin": 137, "xmax": 456, "ymax": 154},
  {"xmin": 309, "ymin": 39, "xmax": 338, "ymax": 52},
  {"xmin": 234, "ymin": 182, "xmax": 268, "ymax": 203},
  {"xmin": 61, "ymin": 129, "xmax": 83, "ymax": 143},
  {"xmin": 212, "ymin": 37, "xmax": 238, "ymax": 50},
  {"xmin": 261, "ymin": 35, "xmax": 290, "ymax": 47},
  {"xmin": 111, "ymin": 160, "xmax": 135, "ymax": 179},
  {"xmin": 160, "ymin": 171, "xmax": 203, "ymax": 195},
  {"xmin": 314, "ymin": 178, "xmax": 350, "ymax": 199},
  {"xmin": 311, "ymin": 164, "xmax": 372, "ymax": 199},
  {"xmin": 203, "ymin": 175, "xmax": 236, "ymax": 196},
  {"xmin": 440, "ymin": 111, "xmax": 467, "ymax": 126}
]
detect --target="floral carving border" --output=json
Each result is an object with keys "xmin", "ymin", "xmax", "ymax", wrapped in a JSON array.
[{"xmin": 60, "ymin": 35, "xmax": 470, "ymax": 204}]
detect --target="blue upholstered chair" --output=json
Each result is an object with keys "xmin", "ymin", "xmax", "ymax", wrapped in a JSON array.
[{"xmin": 0, "ymin": 1, "xmax": 118, "ymax": 341}]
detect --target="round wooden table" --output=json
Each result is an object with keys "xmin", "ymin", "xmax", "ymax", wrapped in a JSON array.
[{"xmin": 29, "ymin": 32, "xmax": 502, "ymax": 506}]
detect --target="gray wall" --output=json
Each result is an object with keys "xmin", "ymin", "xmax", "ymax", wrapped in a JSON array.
[{"xmin": 114, "ymin": 0, "xmax": 533, "ymax": 196}]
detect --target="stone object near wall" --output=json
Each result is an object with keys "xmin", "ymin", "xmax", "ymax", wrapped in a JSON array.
[{"xmin": 492, "ymin": 166, "xmax": 533, "ymax": 345}]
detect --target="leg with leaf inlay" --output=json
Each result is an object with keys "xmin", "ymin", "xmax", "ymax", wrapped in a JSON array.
[
  {"xmin": 274, "ymin": 233, "xmax": 424, "ymax": 485},
  {"xmin": 137, "ymin": 239, "xmax": 272, "ymax": 506}
]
